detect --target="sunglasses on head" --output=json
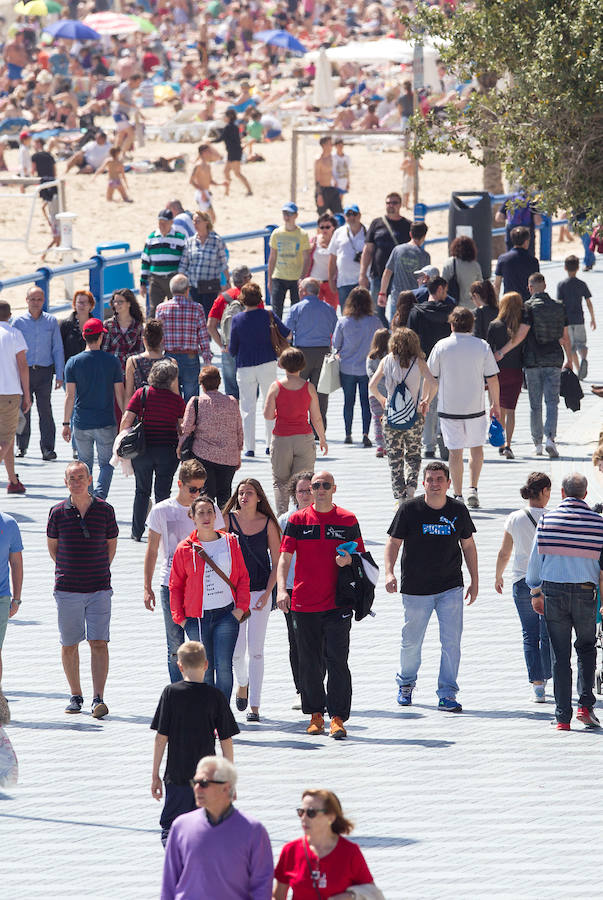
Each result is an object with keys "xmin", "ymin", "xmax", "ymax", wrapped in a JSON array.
[
  {"xmin": 190, "ymin": 777, "xmax": 226, "ymax": 789},
  {"xmin": 311, "ymin": 481, "xmax": 333, "ymax": 491},
  {"xmin": 297, "ymin": 808, "xmax": 326, "ymax": 818}
]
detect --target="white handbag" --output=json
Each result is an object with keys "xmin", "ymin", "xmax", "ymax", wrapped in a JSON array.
[{"xmin": 317, "ymin": 352, "xmax": 341, "ymax": 394}]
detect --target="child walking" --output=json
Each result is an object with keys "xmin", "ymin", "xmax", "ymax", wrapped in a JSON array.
[
  {"xmin": 94, "ymin": 147, "xmax": 133, "ymax": 203},
  {"xmin": 150, "ymin": 641, "xmax": 239, "ymax": 846},
  {"xmin": 556, "ymin": 254, "xmax": 595, "ymax": 380},
  {"xmin": 366, "ymin": 328, "xmax": 390, "ymax": 458}
]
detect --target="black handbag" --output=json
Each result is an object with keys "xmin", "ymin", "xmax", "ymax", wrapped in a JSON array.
[
  {"xmin": 117, "ymin": 386, "xmax": 148, "ymax": 460},
  {"xmin": 180, "ymin": 397, "xmax": 199, "ymax": 461},
  {"xmin": 447, "ymin": 257, "xmax": 460, "ymax": 303}
]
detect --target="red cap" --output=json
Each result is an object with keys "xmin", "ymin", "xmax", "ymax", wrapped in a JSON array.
[
  {"xmin": 19, "ymin": 131, "xmax": 31, "ymax": 140},
  {"xmin": 82, "ymin": 317, "xmax": 107, "ymax": 337}
]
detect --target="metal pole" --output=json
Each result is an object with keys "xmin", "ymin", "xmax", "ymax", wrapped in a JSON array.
[{"xmin": 291, "ymin": 129, "xmax": 298, "ymax": 203}]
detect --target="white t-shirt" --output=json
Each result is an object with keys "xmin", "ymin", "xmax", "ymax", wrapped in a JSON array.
[
  {"xmin": 18, "ymin": 145, "xmax": 31, "ymax": 177},
  {"xmin": 504, "ymin": 506, "xmax": 547, "ymax": 583},
  {"xmin": 147, "ymin": 497, "xmax": 224, "ymax": 587},
  {"xmin": 83, "ymin": 139, "xmax": 111, "ymax": 171},
  {"xmin": 0, "ymin": 322, "xmax": 27, "ymax": 394},
  {"xmin": 328, "ymin": 224, "xmax": 365, "ymax": 287},
  {"xmin": 199, "ymin": 535, "xmax": 232, "ymax": 610},
  {"xmin": 428, "ymin": 333, "xmax": 498, "ymax": 418},
  {"xmin": 309, "ymin": 241, "xmax": 331, "ymax": 282},
  {"xmin": 331, "ymin": 151, "xmax": 350, "ymax": 191}
]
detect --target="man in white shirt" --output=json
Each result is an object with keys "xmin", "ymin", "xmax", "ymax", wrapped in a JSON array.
[
  {"xmin": 328, "ymin": 204, "xmax": 366, "ymax": 310},
  {"xmin": 66, "ymin": 132, "xmax": 111, "ymax": 174},
  {"xmin": 428, "ymin": 306, "xmax": 500, "ymax": 508},
  {"xmin": 0, "ymin": 301, "xmax": 30, "ymax": 495},
  {"xmin": 143, "ymin": 459, "xmax": 224, "ymax": 682}
]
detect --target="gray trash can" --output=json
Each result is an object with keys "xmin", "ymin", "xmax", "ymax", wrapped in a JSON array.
[{"xmin": 448, "ymin": 192, "xmax": 492, "ymax": 279}]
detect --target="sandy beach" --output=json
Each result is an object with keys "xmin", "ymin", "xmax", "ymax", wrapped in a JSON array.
[{"xmin": 0, "ymin": 108, "xmax": 583, "ymax": 313}]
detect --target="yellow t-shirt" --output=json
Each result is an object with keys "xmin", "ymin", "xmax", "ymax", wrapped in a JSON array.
[{"xmin": 270, "ymin": 225, "xmax": 310, "ymax": 281}]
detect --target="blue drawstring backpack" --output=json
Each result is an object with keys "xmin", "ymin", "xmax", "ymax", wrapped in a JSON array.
[
  {"xmin": 386, "ymin": 359, "xmax": 418, "ymax": 431},
  {"xmin": 488, "ymin": 416, "xmax": 505, "ymax": 447}
]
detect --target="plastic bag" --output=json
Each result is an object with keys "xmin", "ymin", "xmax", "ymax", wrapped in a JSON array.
[{"xmin": 0, "ymin": 726, "xmax": 18, "ymax": 787}]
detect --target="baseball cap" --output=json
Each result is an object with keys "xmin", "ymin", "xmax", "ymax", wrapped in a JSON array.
[
  {"xmin": 19, "ymin": 131, "xmax": 30, "ymax": 140},
  {"xmin": 158, "ymin": 208, "xmax": 174, "ymax": 220},
  {"xmin": 82, "ymin": 318, "xmax": 107, "ymax": 337},
  {"xmin": 281, "ymin": 202, "xmax": 298, "ymax": 214},
  {"xmin": 231, "ymin": 264, "xmax": 252, "ymax": 286},
  {"xmin": 413, "ymin": 265, "xmax": 439, "ymax": 278},
  {"xmin": 344, "ymin": 203, "xmax": 360, "ymax": 214}
]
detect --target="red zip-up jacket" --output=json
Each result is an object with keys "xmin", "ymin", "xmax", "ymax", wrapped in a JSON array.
[{"xmin": 169, "ymin": 530, "xmax": 250, "ymax": 625}]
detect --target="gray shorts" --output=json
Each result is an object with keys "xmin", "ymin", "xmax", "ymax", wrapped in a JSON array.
[
  {"xmin": 54, "ymin": 589, "xmax": 112, "ymax": 646},
  {"xmin": 568, "ymin": 323, "xmax": 587, "ymax": 352},
  {"xmin": 0, "ymin": 595, "xmax": 11, "ymax": 649}
]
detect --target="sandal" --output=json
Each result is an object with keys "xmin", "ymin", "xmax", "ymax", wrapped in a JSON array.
[
  {"xmin": 246, "ymin": 711, "xmax": 260, "ymax": 723},
  {"xmin": 236, "ymin": 686, "xmax": 248, "ymax": 711}
]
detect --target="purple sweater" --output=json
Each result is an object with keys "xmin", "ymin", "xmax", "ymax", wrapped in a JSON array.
[{"xmin": 161, "ymin": 807, "xmax": 273, "ymax": 900}]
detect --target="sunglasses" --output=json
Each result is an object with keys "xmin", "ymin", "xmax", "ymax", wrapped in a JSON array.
[
  {"xmin": 386, "ymin": 200, "xmax": 401, "ymax": 205},
  {"xmin": 297, "ymin": 808, "xmax": 326, "ymax": 818},
  {"xmin": 345, "ymin": 211, "xmax": 359, "ymax": 217},
  {"xmin": 311, "ymin": 481, "xmax": 333, "ymax": 491},
  {"xmin": 187, "ymin": 486, "xmax": 204, "ymax": 494},
  {"xmin": 190, "ymin": 777, "xmax": 226, "ymax": 789},
  {"xmin": 318, "ymin": 225, "xmax": 333, "ymax": 230},
  {"xmin": 112, "ymin": 298, "xmax": 127, "ymax": 305}
]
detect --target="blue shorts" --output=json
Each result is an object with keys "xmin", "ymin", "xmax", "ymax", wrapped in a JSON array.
[
  {"xmin": 55, "ymin": 589, "xmax": 112, "ymax": 646},
  {"xmin": 0, "ymin": 595, "xmax": 11, "ymax": 649},
  {"xmin": 7, "ymin": 63, "xmax": 23, "ymax": 81}
]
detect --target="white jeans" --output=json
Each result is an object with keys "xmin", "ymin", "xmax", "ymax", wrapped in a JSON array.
[
  {"xmin": 236, "ymin": 361, "xmax": 277, "ymax": 453},
  {"xmin": 233, "ymin": 589, "xmax": 272, "ymax": 708}
]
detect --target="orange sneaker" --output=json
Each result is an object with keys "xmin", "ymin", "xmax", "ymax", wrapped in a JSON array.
[
  {"xmin": 306, "ymin": 713, "xmax": 325, "ymax": 735},
  {"xmin": 329, "ymin": 716, "xmax": 347, "ymax": 740}
]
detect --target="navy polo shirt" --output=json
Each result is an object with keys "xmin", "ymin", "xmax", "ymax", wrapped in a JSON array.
[{"xmin": 47, "ymin": 497, "xmax": 118, "ymax": 592}]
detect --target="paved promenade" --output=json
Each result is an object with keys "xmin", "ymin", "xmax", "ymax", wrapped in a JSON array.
[{"xmin": 2, "ymin": 261, "xmax": 603, "ymax": 899}]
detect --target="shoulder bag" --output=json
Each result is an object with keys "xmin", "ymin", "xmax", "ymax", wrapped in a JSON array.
[
  {"xmin": 268, "ymin": 310, "xmax": 291, "ymax": 357},
  {"xmin": 385, "ymin": 358, "xmax": 418, "ymax": 431},
  {"xmin": 317, "ymin": 352, "xmax": 341, "ymax": 394},
  {"xmin": 447, "ymin": 257, "xmax": 460, "ymax": 302},
  {"xmin": 303, "ymin": 838, "xmax": 323, "ymax": 900},
  {"xmin": 381, "ymin": 215, "xmax": 402, "ymax": 247},
  {"xmin": 180, "ymin": 397, "xmax": 199, "ymax": 461},
  {"xmin": 192, "ymin": 542, "xmax": 251, "ymax": 622},
  {"xmin": 117, "ymin": 386, "xmax": 148, "ymax": 460}
]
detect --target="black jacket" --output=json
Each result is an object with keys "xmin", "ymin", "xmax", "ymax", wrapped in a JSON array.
[{"xmin": 407, "ymin": 300, "xmax": 452, "ymax": 357}]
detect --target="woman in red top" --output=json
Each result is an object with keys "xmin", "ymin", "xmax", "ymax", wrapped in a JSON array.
[
  {"xmin": 264, "ymin": 348, "xmax": 328, "ymax": 515},
  {"xmin": 273, "ymin": 789, "xmax": 379, "ymax": 899},
  {"xmin": 169, "ymin": 494, "xmax": 250, "ymax": 700},
  {"xmin": 120, "ymin": 359, "xmax": 185, "ymax": 541}
]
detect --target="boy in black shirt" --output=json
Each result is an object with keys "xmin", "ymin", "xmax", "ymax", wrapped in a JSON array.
[
  {"xmin": 556, "ymin": 254, "xmax": 595, "ymax": 380},
  {"xmin": 384, "ymin": 462, "xmax": 478, "ymax": 713},
  {"xmin": 151, "ymin": 641, "xmax": 239, "ymax": 845}
]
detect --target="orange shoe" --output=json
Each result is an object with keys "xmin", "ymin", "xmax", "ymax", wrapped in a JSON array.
[
  {"xmin": 306, "ymin": 713, "xmax": 325, "ymax": 735},
  {"xmin": 329, "ymin": 716, "xmax": 347, "ymax": 740}
]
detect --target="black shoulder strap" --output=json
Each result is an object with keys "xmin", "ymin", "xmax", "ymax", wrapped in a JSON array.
[
  {"xmin": 193, "ymin": 396, "xmax": 199, "ymax": 425},
  {"xmin": 140, "ymin": 385, "xmax": 148, "ymax": 422},
  {"xmin": 525, "ymin": 510, "xmax": 538, "ymax": 528}
]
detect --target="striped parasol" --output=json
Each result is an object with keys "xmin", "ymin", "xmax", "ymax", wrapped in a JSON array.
[{"xmin": 83, "ymin": 11, "xmax": 140, "ymax": 34}]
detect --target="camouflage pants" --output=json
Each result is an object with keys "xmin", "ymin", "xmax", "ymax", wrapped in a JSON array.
[{"xmin": 383, "ymin": 416, "xmax": 424, "ymax": 499}]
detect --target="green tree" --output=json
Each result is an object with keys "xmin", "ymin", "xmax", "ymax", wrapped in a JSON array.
[{"xmin": 407, "ymin": 0, "xmax": 603, "ymax": 219}]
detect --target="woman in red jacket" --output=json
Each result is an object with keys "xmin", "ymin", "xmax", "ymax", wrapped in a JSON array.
[{"xmin": 169, "ymin": 494, "xmax": 250, "ymax": 701}]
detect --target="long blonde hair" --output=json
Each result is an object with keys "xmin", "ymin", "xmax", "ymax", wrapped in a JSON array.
[
  {"xmin": 495, "ymin": 292, "xmax": 523, "ymax": 338},
  {"xmin": 388, "ymin": 327, "xmax": 424, "ymax": 368}
]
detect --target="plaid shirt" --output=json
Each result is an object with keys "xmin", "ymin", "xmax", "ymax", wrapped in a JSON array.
[
  {"xmin": 178, "ymin": 231, "xmax": 227, "ymax": 285},
  {"xmin": 102, "ymin": 317, "xmax": 143, "ymax": 376},
  {"xmin": 156, "ymin": 294, "xmax": 212, "ymax": 363}
]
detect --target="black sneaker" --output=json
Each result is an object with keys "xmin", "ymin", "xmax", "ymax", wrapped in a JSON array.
[
  {"xmin": 344, "ymin": 434, "xmax": 353, "ymax": 444},
  {"xmin": 424, "ymin": 449, "xmax": 436, "ymax": 458},
  {"xmin": 42, "ymin": 449, "xmax": 57, "ymax": 461},
  {"xmin": 65, "ymin": 695, "xmax": 83, "ymax": 714},
  {"xmin": 91, "ymin": 696, "xmax": 109, "ymax": 719},
  {"xmin": 362, "ymin": 434, "xmax": 372, "ymax": 448}
]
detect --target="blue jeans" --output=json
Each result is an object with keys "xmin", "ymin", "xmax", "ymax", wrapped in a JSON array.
[
  {"xmin": 73, "ymin": 424, "xmax": 116, "ymax": 499},
  {"xmin": 171, "ymin": 353, "xmax": 200, "ymax": 404},
  {"xmin": 131, "ymin": 444, "xmax": 179, "ymax": 539},
  {"xmin": 369, "ymin": 275, "xmax": 388, "ymax": 327},
  {"xmin": 337, "ymin": 284, "xmax": 355, "ymax": 311},
  {"xmin": 160, "ymin": 585, "xmax": 184, "ymax": 683},
  {"xmin": 184, "ymin": 603, "xmax": 239, "ymax": 701},
  {"xmin": 524, "ymin": 366, "xmax": 561, "ymax": 445},
  {"xmin": 340, "ymin": 372, "xmax": 371, "ymax": 436},
  {"xmin": 221, "ymin": 349, "xmax": 239, "ymax": 399},
  {"xmin": 581, "ymin": 232, "xmax": 596, "ymax": 268},
  {"xmin": 512, "ymin": 578, "xmax": 552, "ymax": 682},
  {"xmin": 397, "ymin": 586, "xmax": 463, "ymax": 699},
  {"xmin": 543, "ymin": 580, "xmax": 597, "ymax": 724}
]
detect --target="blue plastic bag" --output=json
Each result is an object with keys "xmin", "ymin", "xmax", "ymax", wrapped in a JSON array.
[{"xmin": 488, "ymin": 416, "xmax": 505, "ymax": 447}]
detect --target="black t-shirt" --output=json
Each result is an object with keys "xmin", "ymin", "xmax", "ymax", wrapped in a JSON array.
[
  {"xmin": 32, "ymin": 150, "xmax": 55, "ymax": 179},
  {"xmin": 365, "ymin": 216, "xmax": 411, "ymax": 278},
  {"xmin": 387, "ymin": 496, "xmax": 476, "ymax": 595},
  {"xmin": 556, "ymin": 276, "xmax": 591, "ymax": 325},
  {"xmin": 486, "ymin": 319, "xmax": 523, "ymax": 370},
  {"xmin": 494, "ymin": 247, "xmax": 539, "ymax": 300},
  {"xmin": 151, "ymin": 681, "xmax": 239, "ymax": 785}
]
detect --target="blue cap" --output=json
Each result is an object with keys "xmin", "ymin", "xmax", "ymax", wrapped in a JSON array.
[
  {"xmin": 281, "ymin": 202, "xmax": 298, "ymax": 214},
  {"xmin": 344, "ymin": 203, "xmax": 360, "ymax": 214}
]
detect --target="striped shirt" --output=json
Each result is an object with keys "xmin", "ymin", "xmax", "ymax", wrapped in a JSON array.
[
  {"xmin": 178, "ymin": 232, "xmax": 227, "ymax": 286},
  {"xmin": 156, "ymin": 294, "xmax": 212, "ymax": 362},
  {"xmin": 536, "ymin": 497, "xmax": 603, "ymax": 559},
  {"xmin": 127, "ymin": 386, "xmax": 186, "ymax": 447},
  {"xmin": 140, "ymin": 227, "xmax": 186, "ymax": 286},
  {"xmin": 47, "ymin": 497, "xmax": 119, "ymax": 593}
]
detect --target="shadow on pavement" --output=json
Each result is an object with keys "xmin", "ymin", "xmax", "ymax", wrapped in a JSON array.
[
  {"xmin": 0, "ymin": 812, "xmax": 156, "ymax": 833},
  {"xmin": 346, "ymin": 736, "xmax": 454, "ymax": 748},
  {"xmin": 234, "ymin": 738, "xmax": 323, "ymax": 750},
  {"xmin": 9, "ymin": 719, "xmax": 100, "ymax": 731},
  {"xmin": 353, "ymin": 709, "xmax": 426, "ymax": 720},
  {"xmin": 7, "ymin": 619, "xmax": 42, "ymax": 626},
  {"xmin": 355, "ymin": 835, "xmax": 418, "ymax": 849}
]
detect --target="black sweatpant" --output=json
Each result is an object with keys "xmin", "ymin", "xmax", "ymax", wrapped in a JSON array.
[{"xmin": 292, "ymin": 607, "xmax": 352, "ymax": 721}]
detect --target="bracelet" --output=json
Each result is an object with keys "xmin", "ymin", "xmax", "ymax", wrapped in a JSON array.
[
  {"xmin": 12, "ymin": 598, "xmax": 21, "ymax": 606},
  {"xmin": 62, "ymin": 422, "xmax": 71, "ymax": 426},
  {"xmin": 378, "ymin": 291, "xmax": 385, "ymax": 296}
]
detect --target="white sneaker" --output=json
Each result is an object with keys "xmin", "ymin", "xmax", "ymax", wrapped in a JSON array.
[
  {"xmin": 291, "ymin": 695, "xmax": 302, "ymax": 710},
  {"xmin": 545, "ymin": 438, "xmax": 559, "ymax": 458},
  {"xmin": 532, "ymin": 684, "xmax": 546, "ymax": 703},
  {"xmin": 466, "ymin": 487, "xmax": 479, "ymax": 509},
  {"xmin": 535, "ymin": 444, "xmax": 543, "ymax": 456},
  {"xmin": 453, "ymin": 494, "xmax": 464, "ymax": 504}
]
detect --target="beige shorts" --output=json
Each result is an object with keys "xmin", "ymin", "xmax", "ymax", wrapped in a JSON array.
[
  {"xmin": 439, "ymin": 414, "xmax": 487, "ymax": 451},
  {"xmin": 195, "ymin": 188, "xmax": 213, "ymax": 211},
  {"xmin": 0, "ymin": 395, "xmax": 21, "ymax": 444}
]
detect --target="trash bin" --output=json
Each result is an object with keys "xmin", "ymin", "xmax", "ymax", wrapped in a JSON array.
[{"xmin": 448, "ymin": 192, "xmax": 492, "ymax": 279}]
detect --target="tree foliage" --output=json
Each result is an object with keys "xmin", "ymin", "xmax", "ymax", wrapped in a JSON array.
[{"xmin": 407, "ymin": 0, "xmax": 603, "ymax": 216}]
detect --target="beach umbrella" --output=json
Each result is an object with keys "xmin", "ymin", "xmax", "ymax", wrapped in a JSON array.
[
  {"xmin": 14, "ymin": 0, "xmax": 48, "ymax": 16},
  {"xmin": 312, "ymin": 47, "xmax": 335, "ymax": 110},
  {"xmin": 253, "ymin": 29, "xmax": 306, "ymax": 55},
  {"xmin": 44, "ymin": 18, "xmax": 101, "ymax": 39},
  {"xmin": 128, "ymin": 14, "xmax": 157, "ymax": 34},
  {"xmin": 84, "ymin": 11, "xmax": 140, "ymax": 34},
  {"xmin": 44, "ymin": 0, "xmax": 62, "ymax": 11},
  {"xmin": 207, "ymin": 0, "xmax": 221, "ymax": 16}
]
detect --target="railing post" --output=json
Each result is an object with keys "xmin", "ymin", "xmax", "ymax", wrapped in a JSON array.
[
  {"xmin": 35, "ymin": 267, "xmax": 52, "ymax": 309},
  {"xmin": 264, "ymin": 225, "xmax": 277, "ymax": 304},
  {"xmin": 89, "ymin": 254, "xmax": 106, "ymax": 319},
  {"xmin": 539, "ymin": 214, "xmax": 552, "ymax": 261},
  {"xmin": 413, "ymin": 202, "xmax": 428, "ymax": 223}
]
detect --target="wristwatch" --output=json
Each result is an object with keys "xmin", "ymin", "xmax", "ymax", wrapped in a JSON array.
[
  {"xmin": 12, "ymin": 598, "xmax": 21, "ymax": 606},
  {"xmin": 63, "ymin": 421, "xmax": 71, "ymax": 426}
]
